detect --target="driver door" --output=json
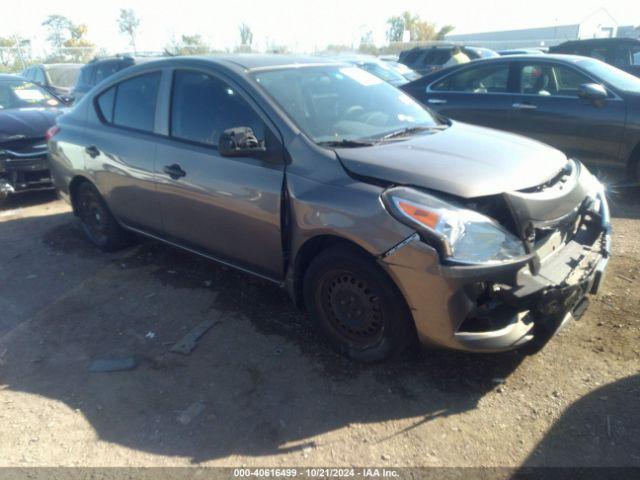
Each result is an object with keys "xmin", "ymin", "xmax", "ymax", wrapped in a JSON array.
[
  {"xmin": 509, "ymin": 61, "xmax": 626, "ymax": 170},
  {"xmin": 154, "ymin": 69, "xmax": 286, "ymax": 280}
]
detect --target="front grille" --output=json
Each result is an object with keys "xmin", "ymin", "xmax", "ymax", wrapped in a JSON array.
[{"xmin": 1, "ymin": 137, "xmax": 47, "ymax": 158}]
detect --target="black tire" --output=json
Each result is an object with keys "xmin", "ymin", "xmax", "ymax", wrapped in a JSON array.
[
  {"xmin": 303, "ymin": 245, "xmax": 416, "ymax": 363},
  {"xmin": 75, "ymin": 182, "xmax": 131, "ymax": 252}
]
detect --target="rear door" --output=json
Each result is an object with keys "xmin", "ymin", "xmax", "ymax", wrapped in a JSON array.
[
  {"xmin": 422, "ymin": 61, "xmax": 516, "ymax": 131},
  {"xmin": 509, "ymin": 60, "xmax": 626, "ymax": 170},
  {"xmin": 85, "ymin": 71, "xmax": 164, "ymax": 234},
  {"xmin": 153, "ymin": 68, "xmax": 285, "ymax": 280}
]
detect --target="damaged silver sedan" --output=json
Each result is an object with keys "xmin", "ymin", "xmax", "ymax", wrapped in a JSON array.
[{"xmin": 48, "ymin": 55, "xmax": 611, "ymax": 362}]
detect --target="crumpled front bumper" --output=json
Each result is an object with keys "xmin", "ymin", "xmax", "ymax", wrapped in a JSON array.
[
  {"xmin": 378, "ymin": 190, "xmax": 611, "ymax": 353},
  {"xmin": 0, "ymin": 150, "xmax": 53, "ymax": 194}
]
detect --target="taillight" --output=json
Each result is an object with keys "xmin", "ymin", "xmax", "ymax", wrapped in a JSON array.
[{"xmin": 45, "ymin": 125, "xmax": 60, "ymax": 141}]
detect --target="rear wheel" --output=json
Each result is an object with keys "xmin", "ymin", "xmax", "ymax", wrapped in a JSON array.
[
  {"xmin": 303, "ymin": 245, "xmax": 416, "ymax": 362},
  {"xmin": 76, "ymin": 182, "xmax": 131, "ymax": 251}
]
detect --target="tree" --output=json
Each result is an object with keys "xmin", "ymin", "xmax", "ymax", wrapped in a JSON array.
[
  {"xmin": 436, "ymin": 25, "xmax": 455, "ymax": 40},
  {"xmin": 239, "ymin": 23, "xmax": 253, "ymax": 47},
  {"xmin": 118, "ymin": 9, "xmax": 140, "ymax": 53},
  {"xmin": 63, "ymin": 24, "xmax": 95, "ymax": 62},
  {"xmin": 165, "ymin": 34, "xmax": 210, "ymax": 56},
  {"xmin": 42, "ymin": 15, "xmax": 72, "ymax": 49},
  {"xmin": 386, "ymin": 11, "xmax": 455, "ymax": 43},
  {"xmin": 386, "ymin": 16, "xmax": 405, "ymax": 43}
]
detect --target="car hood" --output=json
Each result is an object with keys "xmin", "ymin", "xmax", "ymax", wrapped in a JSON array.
[
  {"xmin": 335, "ymin": 122, "xmax": 569, "ymax": 198},
  {"xmin": 0, "ymin": 108, "xmax": 62, "ymax": 144}
]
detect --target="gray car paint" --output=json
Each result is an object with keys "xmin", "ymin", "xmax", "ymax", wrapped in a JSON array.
[{"xmin": 48, "ymin": 55, "xmax": 610, "ymax": 354}]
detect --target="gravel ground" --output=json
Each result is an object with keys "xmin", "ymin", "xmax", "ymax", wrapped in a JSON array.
[{"xmin": 0, "ymin": 190, "xmax": 638, "ymax": 468}]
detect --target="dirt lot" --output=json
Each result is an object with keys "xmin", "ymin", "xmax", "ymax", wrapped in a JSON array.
[{"xmin": 0, "ymin": 189, "xmax": 638, "ymax": 468}]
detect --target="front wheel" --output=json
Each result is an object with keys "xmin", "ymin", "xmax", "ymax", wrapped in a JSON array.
[
  {"xmin": 303, "ymin": 245, "xmax": 416, "ymax": 362},
  {"xmin": 76, "ymin": 182, "xmax": 132, "ymax": 252}
]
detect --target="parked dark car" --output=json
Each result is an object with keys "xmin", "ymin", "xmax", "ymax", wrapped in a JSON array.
[
  {"xmin": 550, "ymin": 38, "xmax": 640, "ymax": 77},
  {"xmin": 21, "ymin": 63, "xmax": 81, "ymax": 100},
  {"xmin": 399, "ymin": 45, "xmax": 498, "ymax": 75},
  {"xmin": 401, "ymin": 54, "xmax": 640, "ymax": 182},
  {"xmin": 0, "ymin": 75, "xmax": 64, "ymax": 204},
  {"xmin": 498, "ymin": 48, "xmax": 546, "ymax": 56},
  {"xmin": 72, "ymin": 54, "xmax": 163, "ymax": 101},
  {"xmin": 335, "ymin": 55, "xmax": 409, "ymax": 86},
  {"xmin": 48, "ymin": 55, "xmax": 610, "ymax": 362}
]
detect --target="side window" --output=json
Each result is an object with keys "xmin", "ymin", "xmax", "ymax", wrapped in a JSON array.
[
  {"xmin": 34, "ymin": 69, "xmax": 46, "ymax": 84},
  {"xmin": 76, "ymin": 66, "xmax": 93, "ymax": 88},
  {"xmin": 553, "ymin": 65, "xmax": 591, "ymax": 96},
  {"xmin": 170, "ymin": 70, "xmax": 265, "ymax": 147},
  {"xmin": 95, "ymin": 72, "xmax": 160, "ymax": 132},
  {"xmin": 94, "ymin": 61, "xmax": 128, "ymax": 86},
  {"xmin": 588, "ymin": 47, "xmax": 608, "ymax": 62},
  {"xmin": 96, "ymin": 86, "xmax": 116, "ymax": 123},
  {"xmin": 519, "ymin": 63, "xmax": 590, "ymax": 97},
  {"xmin": 22, "ymin": 69, "xmax": 33, "ymax": 80},
  {"xmin": 432, "ymin": 64, "xmax": 509, "ymax": 93}
]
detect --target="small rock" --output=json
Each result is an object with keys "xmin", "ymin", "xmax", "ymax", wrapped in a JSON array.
[
  {"xmin": 89, "ymin": 357, "xmax": 138, "ymax": 373},
  {"xmin": 176, "ymin": 401, "xmax": 205, "ymax": 425},
  {"xmin": 381, "ymin": 454, "xmax": 390, "ymax": 461},
  {"xmin": 204, "ymin": 280, "xmax": 212, "ymax": 287},
  {"xmin": 145, "ymin": 331, "xmax": 156, "ymax": 339}
]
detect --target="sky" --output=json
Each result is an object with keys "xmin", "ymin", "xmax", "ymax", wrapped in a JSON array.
[{"xmin": 3, "ymin": 0, "xmax": 639, "ymax": 55}]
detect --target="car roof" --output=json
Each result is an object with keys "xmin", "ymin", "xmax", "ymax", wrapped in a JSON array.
[
  {"xmin": 558, "ymin": 37, "xmax": 640, "ymax": 44},
  {"xmin": 188, "ymin": 54, "xmax": 339, "ymax": 70},
  {"xmin": 467, "ymin": 53, "xmax": 592, "ymax": 63}
]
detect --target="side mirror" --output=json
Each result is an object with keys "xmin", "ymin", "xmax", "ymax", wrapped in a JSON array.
[
  {"xmin": 578, "ymin": 83, "xmax": 608, "ymax": 102},
  {"xmin": 218, "ymin": 127, "xmax": 266, "ymax": 158}
]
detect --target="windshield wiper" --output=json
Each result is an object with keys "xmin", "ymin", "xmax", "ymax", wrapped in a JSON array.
[
  {"xmin": 378, "ymin": 125, "xmax": 448, "ymax": 141},
  {"xmin": 317, "ymin": 139, "xmax": 375, "ymax": 148}
]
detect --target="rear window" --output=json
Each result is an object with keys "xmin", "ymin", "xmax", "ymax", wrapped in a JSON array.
[{"xmin": 95, "ymin": 72, "xmax": 161, "ymax": 132}]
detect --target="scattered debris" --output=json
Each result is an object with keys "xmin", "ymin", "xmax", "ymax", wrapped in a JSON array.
[
  {"xmin": 26, "ymin": 274, "xmax": 37, "ymax": 279},
  {"xmin": 176, "ymin": 401, "xmax": 205, "ymax": 425},
  {"xmin": 204, "ymin": 280, "xmax": 212, "ymax": 287},
  {"xmin": 167, "ymin": 270, "xmax": 177, "ymax": 275},
  {"xmin": 88, "ymin": 357, "xmax": 139, "ymax": 373},
  {"xmin": 492, "ymin": 378, "xmax": 506, "ymax": 384},
  {"xmin": 617, "ymin": 274, "xmax": 634, "ymax": 283},
  {"xmin": 145, "ymin": 292, "xmax": 156, "ymax": 299},
  {"xmin": 145, "ymin": 331, "xmax": 156, "ymax": 339},
  {"xmin": 381, "ymin": 454, "xmax": 391, "ymax": 461},
  {"xmin": 170, "ymin": 320, "xmax": 217, "ymax": 355}
]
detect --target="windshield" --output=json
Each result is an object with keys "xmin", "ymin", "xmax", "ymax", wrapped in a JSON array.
[
  {"xmin": 358, "ymin": 62, "xmax": 407, "ymax": 84},
  {"xmin": 577, "ymin": 58, "xmax": 640, "ymax": 93},
  {"xmin": 0, "ymin": 78, "xmax": 60, "ymax": 110},
  {"xmin": 253, "ymin": 66, "xmax": 440, "ymax": 143},
  {"xmin": 47, "ymin": 66, "xmax": 81, "ymax": 88}
]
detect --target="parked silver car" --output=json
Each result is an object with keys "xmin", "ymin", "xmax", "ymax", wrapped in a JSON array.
[{"xmin": 48, "ymin": 55, "xmax": 611, "ymax": 362}]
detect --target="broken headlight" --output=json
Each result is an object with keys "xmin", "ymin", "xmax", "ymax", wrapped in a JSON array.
[{"xmin": 382, "ymin": 186, "xmax": 526, "ymax": 265}]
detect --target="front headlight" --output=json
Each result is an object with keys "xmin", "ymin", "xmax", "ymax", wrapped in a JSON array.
[{"xmin": 382, "ymin": 186, "xmax": 526, "ymax": 265}]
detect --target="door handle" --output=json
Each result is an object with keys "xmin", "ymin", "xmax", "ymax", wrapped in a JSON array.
[
  {"xmin": 85, "ymin": 145, "xmax": 100, "ymax": 158},
  {"xmin": 427, "ymin": 98, "xmax": 447, "ymax": 104},
  {"xmin": 163, "ymin": 164, "xmax": 186, "ymax": 179},
  {"xmin": 512, "ymin": 102, "xmax": 538, "ymax": 110}
]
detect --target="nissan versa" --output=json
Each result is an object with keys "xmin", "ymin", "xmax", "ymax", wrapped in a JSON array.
[{"xmin": 48, "ymin": 55, "xmax": 611, "ymax": 362}]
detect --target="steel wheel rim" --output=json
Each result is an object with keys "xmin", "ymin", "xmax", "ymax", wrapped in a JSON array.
[
  {"xmin": 320, "ymin": 270, "xmax": 384, "ymax": 345},
  {"xmin": 79, "ymin": 192, "xmax": 108, "ymax": 242}
]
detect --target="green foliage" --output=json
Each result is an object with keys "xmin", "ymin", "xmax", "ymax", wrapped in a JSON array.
[
  {"xmin": 165, "ymin": 34, "xmax": 211, "ymax": 56},
  {"xmin": 239, "ymin": 23, "xmax": 253, "ymax": 47},
  {"xmin": 118, "ymin": 9, "xmax": 141, "ymax": 52},
  {"xmin": 386, "ymin": 11, "xmax": 455, "ymax": 43},
  {"xmin": 42, "ymin": 15, "xmax": 72, "ymax": 49}
]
